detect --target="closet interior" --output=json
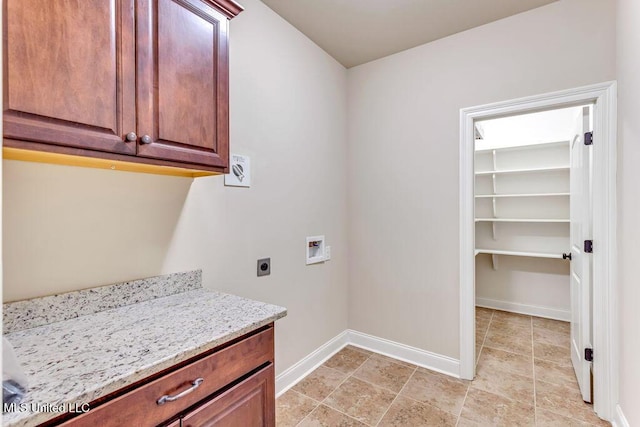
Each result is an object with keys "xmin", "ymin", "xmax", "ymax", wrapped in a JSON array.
[{"xmin": 474, "ymin": 106, "xmax": 588, "ymax": 322}]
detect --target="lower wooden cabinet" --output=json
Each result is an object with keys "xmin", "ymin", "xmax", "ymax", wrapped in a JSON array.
[{"xmin": 55, "ymin": 325, "xmax": 275, "ymax": 427}]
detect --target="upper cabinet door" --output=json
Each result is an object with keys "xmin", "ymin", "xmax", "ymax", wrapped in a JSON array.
[
  {"xmin": 3, "ymin": 0, "xmax": 136, "ymax": 155},
  {"xmin": 136, "ymin": 0, "xmax": 230, "ymax": 169}
]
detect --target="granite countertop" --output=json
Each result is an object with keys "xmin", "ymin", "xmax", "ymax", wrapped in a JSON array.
[{"xmin": 2, "ymin": 271, "xmax": 287, "ymax": 427}]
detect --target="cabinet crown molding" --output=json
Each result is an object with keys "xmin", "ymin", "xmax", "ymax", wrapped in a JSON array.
[{"xmin": 206, "ymin": 0, "xmax": 244, "ymax": 18}]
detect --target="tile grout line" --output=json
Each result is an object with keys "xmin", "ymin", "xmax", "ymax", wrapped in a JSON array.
[
  {"xmin": 481, "ymin": 344, "xmax": 533, "ymax": 357},
  {"xmin": 340, "ymin": 352, "xmax": 422, "ymax": 426},
  {"xmin": 482, "ymin": 322, "xmax": 536, "ymax": 357},
  {"xmin": 372, "ymin": 366, "xmax": 418, "ymax": 426},
  {"xmin": 482, "ymin": 310, "xmax": 536, "ymax": 358},
  {"xmin": 292, "ymin": 347, "xmax": 427, "ymax": 427},
  {"xmin": 531, "ymin": 316, "xmax": 592, "ymax": 425},
  {"xmin": 455, "ymin": 384, "xmax": 471, "ymax": 427},
  {"xmin": 292, "ymin": 348, "xmax": 373, "ymax": 427},
  {"xmin": 316, "ymin": 351, "xmax": 377, "ymax": 426},
  {"xmin": 313, "ymin": 398, "xmax": 370, "ymax": 426},
  {"xmin": 533, "ymin": 379, "xmax": 608, "ymax": 425},
  {"xmin": 480, "ymin": 312, "xmax": 539, "ymax": 424},
  {"xmin": 538, "ymin": 406, "xmax": 606, "ymax": 426},
  {"xmin": 530, "ymin": 323, "xmax": 604, "ymax": 425},
  {"xmin": 477, "ymin": 308, "xmax": 494, "ymax": 365},
  {"xmin": 297, "ymin": 348, "xmax": 440, "ymax": 426},
  {"xmin": 352, "ymin": 371, "xmax": 413, "ymax": 397},
  {"xmin": 320, "ymin": 363, "xmax": 356, "ymax": 377},
  {"xmin": 392, "ymin": 385, "xmax": 463, "ymax": 411},
  {"xmin": 458, "ymin": 308, "xmax": 494, "ymax": 426},
  {"xmin": 479, "ymin": 308, "xmax": 495, "ymax": 363},
  {"xmin": 289, "ymin": 389, "xmax": 322, "ymax": 427}
]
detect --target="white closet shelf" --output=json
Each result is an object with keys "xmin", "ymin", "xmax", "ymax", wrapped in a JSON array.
[
  {"xmin": 475, "ymin": 166, "xmax": 569, "ymax": 176},
  {"xmin": 475, "ymin": 249, "xmax": 567, "ymax": 259},
  {"xmin": 474, "ymin": 140, "xmax": 569, "ymax": 154},
  {"xmin": 475, "ymin": 218, "xmax": 569, "ymax": 223},
  {"xmin": 475, "ymin": 192, "xmax": 570, "ymax": 198}
]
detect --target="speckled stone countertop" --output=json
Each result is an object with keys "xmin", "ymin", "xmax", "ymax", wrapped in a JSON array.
[{"xmin": 2, "ymin": 271, "xmax": 287, "ymax": 427}]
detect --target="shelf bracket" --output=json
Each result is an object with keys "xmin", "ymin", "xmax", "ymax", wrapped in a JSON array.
[
  {"xmin": 491, "ymin": 254, "xmax": 498, "ymax": 270},
  {"xmin": 492, "ymin": 149, "xmax": 497, "ymax": 172},
  {"xmin": 491, "ymin": 171, "xmax": 498, "ymax": 240}
]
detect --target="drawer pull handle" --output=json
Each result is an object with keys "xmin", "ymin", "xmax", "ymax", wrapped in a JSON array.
[{"xmin": 156, "ymin": 378, "xmax": 204, "ymax": 405}]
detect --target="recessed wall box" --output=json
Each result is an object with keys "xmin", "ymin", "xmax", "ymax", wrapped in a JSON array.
[{"xmin": 306, "ymin": 236, "xmax": 325, "ymax": 265}]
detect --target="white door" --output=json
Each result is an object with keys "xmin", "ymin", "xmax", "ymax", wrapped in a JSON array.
[{"xmin": 570, "ymin": 106, "xmax": 592, "ymax": 402}]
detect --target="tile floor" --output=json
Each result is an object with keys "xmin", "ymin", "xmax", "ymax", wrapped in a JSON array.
[{"xmin": 276, "ymin": 308, "xmax": 610, "ymax": 426}]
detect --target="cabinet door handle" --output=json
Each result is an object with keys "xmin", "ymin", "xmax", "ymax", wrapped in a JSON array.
[
  {"xmin": 125, "ymin": 132, "xmax": 137, "ymax": 142},
  {"xmin": 140, "ymin": 134, "xmax": 152, "ymax": 144},
  {"xmin": 156, "ymin": 378, "xmax": 204, "ymax": 405}
]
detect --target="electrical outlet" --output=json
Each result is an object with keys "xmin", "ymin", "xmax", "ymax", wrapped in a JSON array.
[
  {"xmin": 325, "ymin": 246, "xmax": 331, "ymax": 261},
  {"xmin": 257, "ymin": 258, "xmax": 271, "ymax": 277}
]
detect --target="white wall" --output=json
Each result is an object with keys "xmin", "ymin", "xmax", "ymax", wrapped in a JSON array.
[
  {"xmin": 476, "ymin": 256, "xmax": 570, "ymax": 318},
  {"xmin": 347, "ymin": 0, "xmax": 616, "ymax": 358},
  {"xmin": 616, "ymin": 0, "xmax": 640, "ymax": 424},
  {"xmin": 2, "ymin": 0, "xmax": 349, "ymax": 376}
]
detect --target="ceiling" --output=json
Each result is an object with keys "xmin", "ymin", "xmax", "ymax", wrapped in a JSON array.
[{"xmin": 260, "ymin": 0, "xmax": 558, "ymax": 68}]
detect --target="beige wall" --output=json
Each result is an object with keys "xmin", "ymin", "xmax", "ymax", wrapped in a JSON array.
[
  {"xmin": 347, "ymin": 0, "xmax": 616, "ymax": 358},
  {"xmin": 616, "ymin": 0, "xmax": 640, "ymax": 424},
  {"xmin": 2, "ymin": 0, "xmax": 349, "ymax": 375},
  {"xmin": 163, "ymin": 0, "xmax": 349, "ymax": 373},
  {"xmin": 3, "ymin": 161, "xmax": 193, "ymax": 298}
]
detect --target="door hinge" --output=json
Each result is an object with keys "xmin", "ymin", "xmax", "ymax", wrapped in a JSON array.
[
  {"xmin": 584, "ymin": 131, "xmax": 593, "ymax": 145},
  {"xmin": 584, "ymin": 240, "xmax": 593, "ymax": 253},
  {"xmin": 585, "ymin": 347, "xmax": 593, "ymax": 362}
]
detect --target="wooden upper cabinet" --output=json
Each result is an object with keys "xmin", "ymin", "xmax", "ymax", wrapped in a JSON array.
[
  {"xmin": 136, "ymin": 0, "xmax": 230, "ymax": 168},
  {"xmin": 4, "ymin": 0, "xmax": 136, "ymax": 155},
  {"xmin": 3, "ymin": 0, "xmax": 243, "ymax": 175}
]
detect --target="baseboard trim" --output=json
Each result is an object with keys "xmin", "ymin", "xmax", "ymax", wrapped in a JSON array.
[
  {"xmin": 476, "ymin": 297, "xmax": 570, "ymax": 321},
  {"xmin": 275, "ymin": 329, "xmax": 460, "ymax": 396},
  {"xmin": 612, "ymin": 404, "xmax": 629, "ymax": 427},
  {"xmin": 347, "ymin": 329, "xmax": 460, "ymax": 378},
  {"xmin": 275, "ymin": 331, "xmax": 349, "ymax": 397}
]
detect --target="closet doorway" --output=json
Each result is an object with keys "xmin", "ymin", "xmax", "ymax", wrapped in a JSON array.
[
  {"xmin": 459, "ymin": 82, "xmax": 617, "ymax": 421},
  {"xmin": 475, "ymin": 105, "xmax": 592, "ymax": 400}
]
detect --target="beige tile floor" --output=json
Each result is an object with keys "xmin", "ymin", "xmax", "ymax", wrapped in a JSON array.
[{"xmin": 276, "ymin": 308, "xmax": 611, "ymax": 426}]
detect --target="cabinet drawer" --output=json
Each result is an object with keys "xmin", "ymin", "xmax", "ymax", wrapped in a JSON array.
[
  {"xmin": 60, "ymin": 327, "xmax": 273, "ymax": 427},
  {"xmin": 180, "ymin": 364, "xmax": 275, "ymax": 427}
]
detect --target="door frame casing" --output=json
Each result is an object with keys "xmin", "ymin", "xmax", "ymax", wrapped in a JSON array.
[{"xmin": 458, "ymin": 81, "xmax": 617, "ymax": 420}]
